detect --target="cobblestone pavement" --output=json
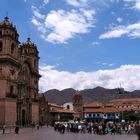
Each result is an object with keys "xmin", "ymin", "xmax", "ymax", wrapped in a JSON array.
[{"xmin": 0, "ymin": 126, "xmax": 137, "ymax": 140}]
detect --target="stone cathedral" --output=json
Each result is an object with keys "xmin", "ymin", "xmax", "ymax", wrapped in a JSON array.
[{"xmin": 0, "ymin": 17, "xmax": 41, "ymax": 126}]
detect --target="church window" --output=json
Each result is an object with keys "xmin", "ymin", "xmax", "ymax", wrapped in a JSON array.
[
  {"xmin": 77, "ymin": 99, "xmax": 79, "ymax": 103},
  {"xmin": 11, "ymin": 43, "xmax": 15, "ymax": 54},
  {"xmin": 0, "ymin": 42, "xmax": 2, "ymax": 52},
  {"xmin": 10, "ymin": 85, "xmax": 13, "ymax": 94},
  {"xmin": 24, "ymin": 49, "xmax": 27, "ymax": 54},
  {"xmin": 0, "ymin": 67, "xmax": 2, "ymax": 74},
  {"xmin": 34, "ymin": 59, "xmax": 36, "ymax": 68},
  {"xmin": 34, "ymin": 92, "xmax": 36, "ymax": 99},
  {"xmin": 0, "ymin": 31, "xmax": 2, "ymax": 36}
]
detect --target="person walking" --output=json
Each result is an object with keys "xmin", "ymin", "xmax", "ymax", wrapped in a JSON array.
[{"xmin": 15, "ymin": 125, "xmax": 19, "ymax": 134}]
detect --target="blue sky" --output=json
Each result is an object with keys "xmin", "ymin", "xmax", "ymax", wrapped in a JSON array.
[{"xmin": 1, "ymin": 0, "xmax": 140, "ymax": 92}]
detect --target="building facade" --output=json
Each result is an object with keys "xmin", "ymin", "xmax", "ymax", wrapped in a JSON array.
[
  {"xmin": 0, "ymin": 17, "xmax": 41, "ymax": 127},
  {"xmin": 83, "ymin": 102, "xmax": 119, "ymax": 122}
]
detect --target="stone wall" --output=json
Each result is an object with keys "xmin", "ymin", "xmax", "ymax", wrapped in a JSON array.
[
  {"xmin": 5, "ymin": 98, "xmax": 17, "ymax": 126},
  {"xmin": 0, "ymin": 80, "xmax": 7, "ymax": 98},
  {"xmin": 0, "ymin": 99, "xmax": 5, "ymax": 125},
  {"xmin": 32, "ymin": 103, "xmax": 39, "ymax": 123}
]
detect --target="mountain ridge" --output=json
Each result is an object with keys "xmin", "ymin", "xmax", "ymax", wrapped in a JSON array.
[{"xmin": 43, "ymin": 87, "xmax": 140, "ymax": 105}]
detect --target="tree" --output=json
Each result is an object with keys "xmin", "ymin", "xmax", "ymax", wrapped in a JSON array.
[{"xmin": 123, "ymin": 110, "xmax": 140, "ymax": 122}]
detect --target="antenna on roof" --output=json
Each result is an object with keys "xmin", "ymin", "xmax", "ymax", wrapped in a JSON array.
[{"xmin": 117, "ymin": 83, "xmax": 124, "ymax": 94}]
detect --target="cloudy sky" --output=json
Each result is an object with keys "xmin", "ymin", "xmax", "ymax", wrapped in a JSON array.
[{"xmin": 1, "ymin": 0, "xmax": 140, "ymax": 92}]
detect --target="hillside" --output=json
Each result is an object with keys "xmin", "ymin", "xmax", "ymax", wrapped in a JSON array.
[{"xmin": 43, "ymin": 87, "xmax": 140, "ymax": 105}]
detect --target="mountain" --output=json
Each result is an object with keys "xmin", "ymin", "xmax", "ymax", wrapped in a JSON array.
[
  {"xmin": 44, "ymin": 88, "xmax": 76, "ymax": 105},
  {"xmin": 43, "ymin": 87, "xmax": 140, "ymax": 105}
]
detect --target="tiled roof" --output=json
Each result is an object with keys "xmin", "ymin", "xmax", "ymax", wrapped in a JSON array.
[
  {"xmin": 84, "ymin": 107, "xmax": 119, "ymax": 113},
  {"xmin": 50, "ymin": 108, "xmax": 78, "ymax": 114},
  {"xmin": 84, "ymin": 102, "xmax": 103, "ymax": 108},
  {"xmin": 48, "ymin": 102, "xmax": 62, "ymax": 108},
  {"xmin": 84, "ymin": 107, "xmax": 140, "ymax": 113},
  {"xmin": 104, "ymin": 103, "xmax": 114, "ymax": 107},
  {"xmin": 110, "ymin": 98, "xmax": 140, "ymax": 103}
]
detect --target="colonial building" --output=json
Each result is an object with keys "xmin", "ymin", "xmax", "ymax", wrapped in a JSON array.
[
  {"xmin": 47, "ymin": 103, "xmax": 77, "ymax": 124},
  {"xmin": 0, "ymin": 17, "xmax": 41, "ymax": 126},
  {"xmin": 83, "ymin": 102, "xmax": 119, "ymax": 122},
  {"xmin": 83, "ymin": 98, "xmax": 140, "ymax": 122}
]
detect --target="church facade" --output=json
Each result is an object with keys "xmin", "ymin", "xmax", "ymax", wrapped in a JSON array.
[{"xmin": 0, "ymin": 17, "xmax": 41, "ymax": 126}]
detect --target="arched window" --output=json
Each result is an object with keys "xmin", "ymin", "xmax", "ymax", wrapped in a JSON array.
[
  {"xmin": 34, "ymin": 59, "xmax": 37, "ymax": 68},
  {"xmin": 34, "ymin": 92, "xmax": 36, "ymax": 99},
  {"xmin": 0, "ymin": 31, "xmax": 2, "ymax": 36},
  {"xmin": 67, "ymin": 105, "xmax": 70, "ymax": 110},
  {"xmin": 11, "ymin": 43, "xmax": 15, "ymax": 54},
  {"xmin": 0, "ymin": 42, "xmax": 3, "ymax": 52},
  {"xmin": 10, "ymin": 85, "xmax": 13, "ymax": 94}
]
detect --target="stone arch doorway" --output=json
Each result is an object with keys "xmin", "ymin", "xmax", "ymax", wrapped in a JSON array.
[{"xmin": 22, "ymin": 109, "xmax": 26, "ymax": 126}]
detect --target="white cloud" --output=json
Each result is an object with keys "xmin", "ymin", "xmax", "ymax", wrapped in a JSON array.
[
  {"xmin": 124, "ymin": 0, "xmax": 140, "ymax": 11},
  {"xmin": 117, "ymin": 17, "xmax": 123, "ymax": 23},
  {"xmin": 39, "ymin": 64, "xmax": 140, "ymax": 92},
  {"xmin": 31, "ymin": 7, "xmax": 95, "ymax": 44},
  {"xmin": 91, "ymin": 41, "xmax": 100, "ymax": 46},
  {"xmin": 99, "ymin": 21, "xmax": 140, "ymax": 39},
  {"xmin": 67, "ymin": 0, "xmax": 89, "ymax": 8},
  {"xmin": 31, "ymin": 17, "xmax": 42, "ymax": 26},
  {"xmin": 43, "ymin": 0, "xmax": 49, "ymax": 5},
  {"xmin": 66, "ymin": 0, "xmax": 117, "ymax": 8},
  {"xmin": 31, "ymin": 6, "xmax": 45, "ymax": 19},
  {"xmin": 96, "ymin": 62, "xmax": 115, "ymax": 67}
]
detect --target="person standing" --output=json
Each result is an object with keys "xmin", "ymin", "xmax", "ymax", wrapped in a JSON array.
[{"xmin": 2, "ymin": 125, "xmax": 5, "ymax": 134}]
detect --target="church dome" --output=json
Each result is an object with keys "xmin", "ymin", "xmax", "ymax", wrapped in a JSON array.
[
  {"xmin": 0, "ymin": 16, "xmax": 15, "ymax": 29},
  {"xmin": 0, "ymin": 17, "xmax": 19, "ymax": 41},
  {"xmin": 0, "ymin": 17, "xmax": 11, "ymax": 26},
  {"xmin": 25, "ymin": 37, "xmax": 33, "ymax": 46}
]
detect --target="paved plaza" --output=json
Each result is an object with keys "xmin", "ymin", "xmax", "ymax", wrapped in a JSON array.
[{"xmin": 0, "ymin": 126, "xmax": 137, "ymax": 140}]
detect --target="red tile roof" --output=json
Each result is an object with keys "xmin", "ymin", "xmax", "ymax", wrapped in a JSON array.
[
  {"xmin": 50, "ymin": 108, "xmax": 78, "ymax": 114},
  {"xmin": 104, "ymin": 103, "xmax": 114, "ymax": 107},
  {"xmin": 84, "ymin": 102, "xmax": 103, "ymax": 108},
  {"xmin": 48, "ymin": 102, "xmax": 63, "ymax": 108},
  {"xmin": 84, "ymin": 107, "xmax": 119, "ymax": 113},
  {"xmin": 110, "ymin": 98, "xmax": 140, "ymax": 103},
  {"xmin": 84, "ymin": 107, "xmax": 140, "ymax": 113}
]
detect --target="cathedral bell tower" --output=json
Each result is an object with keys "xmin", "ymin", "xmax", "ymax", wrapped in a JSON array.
[
  {"xmin": 0, "ymin": 16, "xmax": 19, "ymax": 60},
  {"xmin": 17, "ymin": 37, "xmax": 41, "ymax": 126},
  {"xmin": 0, "ymin": 17, "xmax": 20, "ymax": 98},
  {"xmin": 0, "ymin": 17, "xmax": 20, "ymax": 126},
  {"xmin": 19, "ymin": 37, "xmax": 40, "ymax": 100}
]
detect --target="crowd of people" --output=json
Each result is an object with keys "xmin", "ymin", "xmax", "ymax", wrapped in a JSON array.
[{"xmin": 53, "ymin": 121, "xmax": 136, "ymax": 135}]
